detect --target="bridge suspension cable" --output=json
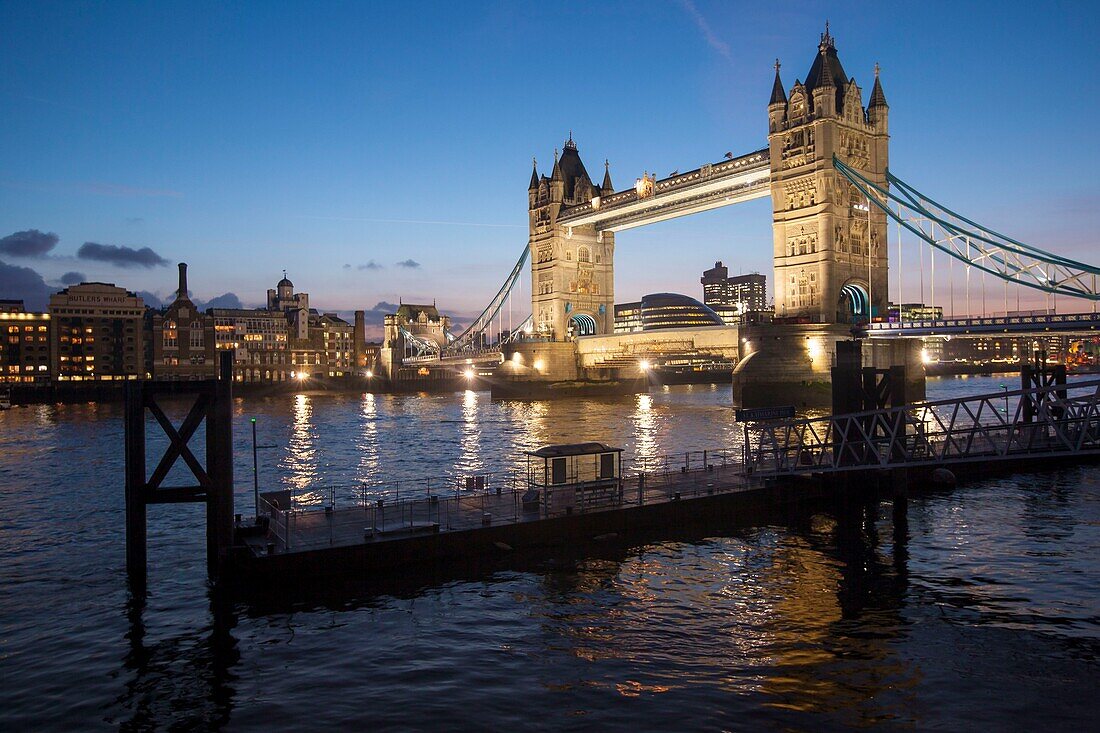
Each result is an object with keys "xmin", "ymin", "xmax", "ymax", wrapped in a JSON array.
[
  {"xmin": 834, "ymin": 156, "xmax": 1100, "ymax": 303},
  {"xmin": 442, "ymin": 245, "xmax": 531, "ymax": 356},
  {"xmin": 399, "ymin": 326, "xmax": 443, "ymax": 359}
]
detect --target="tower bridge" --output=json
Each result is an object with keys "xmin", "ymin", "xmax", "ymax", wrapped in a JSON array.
[{"xmin": 389, "ymin": 26, "xmax": 1099, "ymax": 405}]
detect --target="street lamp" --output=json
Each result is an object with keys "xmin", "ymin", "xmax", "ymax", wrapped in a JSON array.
[{"xmin": 250, "ymin": 417, "xmax": 278, "ymax": 517}]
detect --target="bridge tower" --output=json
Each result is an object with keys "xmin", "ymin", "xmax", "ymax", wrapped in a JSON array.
[
  {"xmin": 528, "ymin": 136, "xmax": 615, "ymax": 341},
  {"xmin": 768, "ymin": 26, "xmax": 890, "ymax": 323}
]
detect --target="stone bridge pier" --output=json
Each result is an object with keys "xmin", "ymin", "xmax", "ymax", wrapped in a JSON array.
[
  {"xmin": 733, "ymin": 323, "xmax": 924, "ymax": 407},
  {"xmin": 492, "ymin": 341, "xmax": 647, "ymax": 399}
]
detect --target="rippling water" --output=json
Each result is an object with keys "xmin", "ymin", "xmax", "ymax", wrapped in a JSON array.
[{"xmin": 1, "ymin": 376, "xmax": 1097, "ymax": 731}]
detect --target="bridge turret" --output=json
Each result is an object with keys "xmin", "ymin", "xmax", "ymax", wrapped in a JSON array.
[
  {"xmin": 528, "ymin": 135, "xmax": 615, "ymax": 342},
  {"xmin": 601, "ymin": 159, "xmax": 614, "ymax": 196},
  {"xmin": 768, "ymin": 25, "xmax": 890, "ymax": 325},
  {"xmin": 867, "ymin": 64, "xmax": 888, "ymax": 133},
  {"xmin": 528, "ymin": 158, "xmax": 540, "ymax": 208},
  {"xmin": 549, "ymin": 148, "xmax": 565, "ymax": 204},
  {"xmin": 809, "ymin": 31, "xmax": 839, "ymax": 118},
  {"xmin": 768, "ymin": 59, "xmax": 787, "ymax": 132}
]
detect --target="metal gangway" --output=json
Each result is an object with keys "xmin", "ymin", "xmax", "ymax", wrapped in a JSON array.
[{"xmin": 746, "ymin": 379, "xmax": 1100, "ymax": 476}]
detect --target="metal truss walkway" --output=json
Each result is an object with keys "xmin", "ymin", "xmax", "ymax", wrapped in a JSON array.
[
  {"xmin": 867, "ymin": 311, "xmax": 1100, "ymax": 338},
  {"xmin": 746, "ymin": 379, "xmax": 1100, "ymax": 476}
]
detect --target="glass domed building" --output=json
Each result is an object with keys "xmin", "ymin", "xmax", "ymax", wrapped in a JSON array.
[{"xmin": 639, "ymin": 293, "xmax": 725, "ymax": 331}]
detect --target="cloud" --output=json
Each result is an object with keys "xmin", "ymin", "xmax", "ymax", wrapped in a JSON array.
[
  {"xmin": 60, "ymin": 271, "xmax": 86, "ymax": 285},
  {"xmin": 136, "ymin": 290, "xmax": 163, "ymax": 308},
  {"xmin": 0, "ymin": 229, "xmax": 59, "ymax": 258},
  {"xmin": 343, "ymin": 263, "xmax": 352, "ymax": 269},
  {"xmin": 0, "ymin": 260, "xmax": 53, "ymax": 310},
  {"xmin": 678, "ymin": 0, "xmax": 732, "ymax": 62},
  {"xmin": 358, "ymin": 260, "xmax": 383, "ymax": 271},
  {"xmin": 395, "ymin": 259, "xmax": 420, "ymax": 269},
  {"xmin": 357, "ymin": 300, "xmax": 400, "ymax": 327},
  {"xmin": 124, "ymin": 217, "xmax": 145, "ymax": 225},
  {"xmin": 201, "ymin": 292, "xmax": 243, "ymax": 310},
  {"xmin": 77, "ymin": 242, "xmax": 170, "ymax": 268}
]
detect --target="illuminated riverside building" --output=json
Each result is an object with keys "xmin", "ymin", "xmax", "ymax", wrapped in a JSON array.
[
  {"xmin": 267, "ymin": 272, "xmax": 310, "ymax": 340},
  {"xmin": 210, "ymin": 307, "xmax": 292, "ymax": 382},
  {"xmin": 152, "ymin": 263, "xmax": 216, "ymax": 380},
  {"xmin": 190, "ymin": 273, "xmax": 364, "ymax": 382},
  {"xmin": 49, "ymin": 282, "xmax": 145, "ymax": 381},
  {"xmin": 613, "ymin": 293, "xmax": 725, "ymax": 332},
  {"xmin": 313, "ymin": 312, "xmax": 354, "ymax": 376},
  {"xmin": 641, "ymin": 293, "xmax": 725, "ymax": 330},
  {"xmin": 290, "ymin": 311, "xmax": 355, "ymax": 377},
  {"xmin": 613, "ymin": 302, "xmax": 643, "ymax": 333},
  {"xmin": 0, "ymin": 302, "xmax": 52, "ymax": 383},
  {"xmin": 700, "ymin": 262, "xmax": 767, "ymax": 323}
]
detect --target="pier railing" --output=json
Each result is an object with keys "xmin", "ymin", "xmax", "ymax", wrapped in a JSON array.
[
  {"xmin": 255, "ymin": 448, "xmax": 750, "ymax": 552},
  {"xmin": 745, "ymin": 379, "xmax": 1100, "ymax": 476}
]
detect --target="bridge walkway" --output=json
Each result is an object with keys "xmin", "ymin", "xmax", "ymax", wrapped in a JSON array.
[{"xmin": 746, "ymin": 379, "xmax": 1100, "ymax": 476}]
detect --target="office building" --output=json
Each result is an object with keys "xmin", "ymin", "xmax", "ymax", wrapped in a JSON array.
[
  {"xmin": 0, "ymin": 303, "xmax": 52, "ymax": 383},
  {"xmin": 700, "ymin": 262, "xmax": 767, "ymax": 323},
  {"xmin": 49, "ymin": 282, "xmax": 145, "ymax": 381},
  {"xmin": 613, "ymin": 302, "xmax": 643, "ymax": 333},
  {"xmin": 613, "ymin": 293, "xmax": 725, "ymax": 332}
]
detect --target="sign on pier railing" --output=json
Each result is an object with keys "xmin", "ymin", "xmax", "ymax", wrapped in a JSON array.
[{"xmin": 735, "ymin": 405, "xmax": 796, "ymax": 422}]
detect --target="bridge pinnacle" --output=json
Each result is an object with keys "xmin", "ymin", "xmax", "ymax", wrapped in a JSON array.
[
  {"xmin": 822, "ymin": 20, "xmax": 832, "ymax": 47},
  {"xmin": 869, "ymin": 65, "xmax": 888, "ymax": 108},
  {"xmin": 770, "ymin": 58, "xmax": 787, "ymax": 105}
]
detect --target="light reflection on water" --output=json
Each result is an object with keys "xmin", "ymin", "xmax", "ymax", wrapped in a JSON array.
[
  {"xmin": 285, "ymin": 393, "xmax": 319, "ymax": 500},
  {"xmin": 632, "ymin": 392, "xmax": 658, "ymax": 463},
  {"xmin": 459, "ymin": 388, "xmax": 483, "ymax": 474},
  {"xmin": 0, "ymin": 377, "xmax": 1097, "ymax": 730},
  {"xmin": 354, "ymin": 393, "xmax": 380, "ymax": 488},
  {"xmin": 251, "ymin": 386, "xmax": 752, "ymax": 504}
]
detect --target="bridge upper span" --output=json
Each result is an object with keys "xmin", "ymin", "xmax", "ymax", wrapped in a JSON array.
[{"xmin": 557, "ymin": 149, "xmax": 770, "ymax": 233}]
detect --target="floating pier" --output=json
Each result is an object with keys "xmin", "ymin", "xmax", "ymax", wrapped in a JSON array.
[
  {"xmin": 236, "ymin": 447, "xmax": 781, "ymax": 587},
  {"xmin": 121, "ymin": 348, "xmax": 1100, "ymax": 599}
]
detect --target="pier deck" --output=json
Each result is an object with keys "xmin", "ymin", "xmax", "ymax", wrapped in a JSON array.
[{"xmin": 251, "ymin": 460, "xmax": 753, "ymax": 554}]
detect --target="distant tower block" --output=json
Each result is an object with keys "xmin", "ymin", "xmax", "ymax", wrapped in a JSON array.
[
  {"xmin": 768, "ymin": 26, "xmax": 890, "ymax": 323},
  {"xmin": 528, "ymin": 137, "xmax": 616, "ymax": 341}
]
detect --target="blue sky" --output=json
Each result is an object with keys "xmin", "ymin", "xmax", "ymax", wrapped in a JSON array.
[{"xmin": 1, "ymin": 1, "xmax": 1098, "ymax": 318}]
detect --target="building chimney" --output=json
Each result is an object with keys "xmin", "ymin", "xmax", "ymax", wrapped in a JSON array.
[
  {"xmin": 354, "ymin": 310, "xmax": 366, "ymax": 367},
  {"xmin": 177, "ymin": 262, "xmax": 189, "ymax": 300}
]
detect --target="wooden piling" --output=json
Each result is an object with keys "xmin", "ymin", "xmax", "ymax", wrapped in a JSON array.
[{"xmin": 124, "ymin": 352, "xmax": 236, "ymax": 591}]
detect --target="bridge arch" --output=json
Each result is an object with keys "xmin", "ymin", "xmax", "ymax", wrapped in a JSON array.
[
  {"xmin": 837, "ymin": 281, "xmax": 869, "ymax": 323},
  {"xmin": 568, "ymin": 312, "xmax": 597, "ymax": 339}
]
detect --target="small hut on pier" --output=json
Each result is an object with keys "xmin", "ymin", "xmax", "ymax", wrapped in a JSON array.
[{"xmin": 524, "ymin": 443, "xmax": 623, "ymax": 515}]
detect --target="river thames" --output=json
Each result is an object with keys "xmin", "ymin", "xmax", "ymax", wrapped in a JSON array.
[{"xmin": 1, "ymin": 376, "xmax": 1097, "ymax": 731}]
